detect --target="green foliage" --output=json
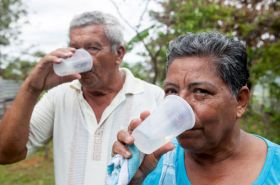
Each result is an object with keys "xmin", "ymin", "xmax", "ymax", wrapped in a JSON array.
[
  {"xmin": 1, "ymin": 50, "xmax": 44, "ymax": 80},
  {"xmin": 0, "ymin": 0, "xmax": 26, "ymax": 74},
  {"xmin": 126, "ymin": 26, "xmax": 154, "ymax": 52},
  {"xmin": 1, "ymin": 58, "xmax": 36, "ymax": 81},
  {"xmin": 240, "ymin": 109, "xmax": 280, "ymax": 144},
  {"xmin": 126, "ymin": 0, "xmax": 280, "ymax": 142},
  {"xmin": 122, "ymin": 61, "xmax": 153, "ymax": 82},
  {"xmin": 0, "ymin": 0, "xmax": 26, "ymax": 46}
]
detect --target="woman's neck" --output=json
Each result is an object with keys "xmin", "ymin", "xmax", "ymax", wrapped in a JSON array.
[{"xmin": 187, "ymin": 129, "xmax": 249, "ymax": 166}]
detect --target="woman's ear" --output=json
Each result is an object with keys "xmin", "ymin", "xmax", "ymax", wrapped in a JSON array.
[
  {"xmin": 236, "ymin": 86, "xmax": 250, "ymax": 118},
  {"xmin": 115, "ymin": 45, "xmax": 126, "ymax": 65}
]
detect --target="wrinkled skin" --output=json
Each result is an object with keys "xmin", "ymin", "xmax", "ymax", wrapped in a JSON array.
[{"xmin": 113, "ymin": 56, "xmax": 267, "ymax": 185}]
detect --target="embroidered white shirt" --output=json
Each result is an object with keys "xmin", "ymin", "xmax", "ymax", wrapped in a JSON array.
[{"xmin": 26, "ymin": 68, "xmax": 164, "ymax": 185}]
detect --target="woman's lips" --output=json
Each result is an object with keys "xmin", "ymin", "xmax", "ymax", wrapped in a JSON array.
[{"xmin": 178, "ymin": 127, "xmax": 202, "ymax": 138}]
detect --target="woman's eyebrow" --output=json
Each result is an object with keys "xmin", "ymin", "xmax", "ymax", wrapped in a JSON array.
[{"xmin": 188, "ymin": 81, "xmax": 216, "ymax": 89}]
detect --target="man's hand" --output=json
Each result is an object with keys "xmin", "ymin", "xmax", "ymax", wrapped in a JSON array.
[{"xmin": 26, "ymin": 48, "xmax": 81, "ymax": 93}]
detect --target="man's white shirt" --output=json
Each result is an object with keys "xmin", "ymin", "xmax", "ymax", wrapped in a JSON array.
[{"xmin": 26, "ymin": 68, "xmax": 164, "ymax": 185}]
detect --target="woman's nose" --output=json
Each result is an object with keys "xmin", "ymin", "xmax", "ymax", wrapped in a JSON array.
[
  {"xmin": 179, "ymin": 90, "xmax": 194, "ymax": 107},
  {"xmin": 178, "ymin": 90, "xmax": 188, "ymax": 100}
]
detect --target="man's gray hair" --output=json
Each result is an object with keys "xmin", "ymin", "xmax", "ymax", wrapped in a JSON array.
[
  {"xmin": 69, "ymin": 11, "xmax": 124, "ymax": 50},
  {"xmin": 167, "ymin": 32, "xmax": 249, "ymax": 96}
]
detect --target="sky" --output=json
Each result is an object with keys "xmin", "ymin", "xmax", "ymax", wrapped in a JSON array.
[{"xmin": 10, "ymin": 0, "xmax": 155, "ymax": 63}]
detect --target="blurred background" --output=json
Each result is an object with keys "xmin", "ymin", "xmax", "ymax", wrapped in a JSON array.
[{"xmin": 0, "ymin": 0, "xmax": 279, "ymax": 184}]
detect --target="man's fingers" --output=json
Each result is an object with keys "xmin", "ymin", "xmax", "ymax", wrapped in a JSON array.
[
  {"xmin": 39, "ymin": 55, "xmax": 61, "ymax": 64},
  {"xmin": 112, "ymin": 141, "xmax": 132, "ymax": 159},
  {"xmin": 50, "ymin": 48, "xmax": 75, "ymax": 59}
]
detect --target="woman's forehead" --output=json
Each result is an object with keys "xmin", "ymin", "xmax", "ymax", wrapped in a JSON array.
[
  {"xmin": 167, "ymin": 57, "xmax": 217, "ymax": 74},
  {"xmin": 165, "ymin": 57, "xmax": 224, "ymax": 85}
]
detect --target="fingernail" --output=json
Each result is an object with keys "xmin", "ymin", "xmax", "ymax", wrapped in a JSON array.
[
  {"xmin": 55, "ymin": 58, "xmax": 63, "ymax": 63},
  {"xmin": 126, "ymin": 136, "xmax": 133, "ymax": 143},
  {"xmin": 125, "ymin": 152, "xmax": 131, "ymax": 158}
]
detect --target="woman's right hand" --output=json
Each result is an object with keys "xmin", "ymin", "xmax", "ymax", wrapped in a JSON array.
[
  {"xmin": 25, "ymin": 48, "xmax": 81, "ymax": 93},
  {"xmin": 112, "ymin": 111, "xmax": 175, "ymax": 183}
]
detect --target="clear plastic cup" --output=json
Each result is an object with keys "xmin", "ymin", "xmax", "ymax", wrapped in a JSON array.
[
  {"xmin": 53, "ymin": 48, "xmax": 93, "ymax": 76},
  {"xmin": 132, "ymin": 95, "xmax": 195, "ymax": 154}
]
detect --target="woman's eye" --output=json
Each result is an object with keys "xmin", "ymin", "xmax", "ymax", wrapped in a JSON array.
[
  {"xmin": 164, "ymin": 88, "xmax": 178, "ymax": 95},
  {"xmin": 193, "ymin": 88, "xmax": 209, "ymax": 94}
]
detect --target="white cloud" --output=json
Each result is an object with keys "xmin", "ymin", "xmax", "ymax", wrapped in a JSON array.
[{"xmin": 20, "ymin": 0, "xmax": 122, "ymax": 52}]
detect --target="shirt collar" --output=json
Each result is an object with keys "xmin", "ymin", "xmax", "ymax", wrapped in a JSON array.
[{"xmin": 69, "ymin": 67, "xmax": 144, "ymax": 95}]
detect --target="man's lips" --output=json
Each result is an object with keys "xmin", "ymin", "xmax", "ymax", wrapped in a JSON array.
[{"xmin": 80, "ymin": 70, "xmax": 94, "ymax": 79}]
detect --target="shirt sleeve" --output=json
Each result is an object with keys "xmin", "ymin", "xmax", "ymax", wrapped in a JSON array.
[{"xmin": 26, "ymin": 91, "xmax": 55, "ymax": 156}]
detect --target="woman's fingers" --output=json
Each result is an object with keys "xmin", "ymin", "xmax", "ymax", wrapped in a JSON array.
[
  {"xmin": 117, "ymin": 129, "xmax": 134, "ymax": 144},
  {"xmin": 137, "ymin": 142, "xmax": 175, "ymax": 177},
  {"xmin": 112, "ymin": 141, "xmax": 132, "ymax": 158},
  {"xmin": 139, "ymin": 111, "xmax": 150, "ymax": 121},
  {"xmin": 112, "ymin": 111, "xmax": 152, "ymax": 160},
  {"xmin": 114, "ymin": 129, "xmax": 135, "ymax": 158},
  {"xmin": 153, "ymin": 142, "xmax": 175, "ymax": 160},
  {"xmin": 127, "ymin": 118, "xmax": 142, "ymax": 133}
]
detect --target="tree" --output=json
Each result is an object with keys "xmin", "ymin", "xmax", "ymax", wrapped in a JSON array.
[
  {"xmin": 1, "ymin": 51, "xmax": 44, "ymax": 81},
  {"xmin": 119, "ymin": 0, "xmax": 280, "ymax": 141},
  {"xmin": 0, "ymin": 0, "xmax": 26, "ymax": 71}
]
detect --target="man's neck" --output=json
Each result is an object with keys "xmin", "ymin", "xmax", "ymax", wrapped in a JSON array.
[{"xmin": 83, "ymin": 70, "xmax": 125, "ymax": 97}]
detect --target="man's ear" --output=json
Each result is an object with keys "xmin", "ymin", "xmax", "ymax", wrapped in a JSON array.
[
  {"xmin": 115, "ymin": 45, "xmax": 126, "ymax": 65},
  {"xmin": 236, "ymin": 86, "xmax": 250, "ymax": 118}
]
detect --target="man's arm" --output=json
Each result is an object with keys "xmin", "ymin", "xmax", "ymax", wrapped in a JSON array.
[
  {"xmin": 0, "ymin": 48, "xmax": 80, "ymax": 164},
  {"xmin": 0, "ymin": 79, "xmax": 41, "ymax": 163}
]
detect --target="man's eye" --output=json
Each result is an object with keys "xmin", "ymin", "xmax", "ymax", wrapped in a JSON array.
[
  {"xmin": 164, "ymin": 88, "xmax": 178, "ymax": 95},
  {"xmin": 85, "ymin": 46, "xmax": 101, "ymax": 54},
  {"xmin": 88, "ymin": 47, "xmax": 100, "ymax": 51}
]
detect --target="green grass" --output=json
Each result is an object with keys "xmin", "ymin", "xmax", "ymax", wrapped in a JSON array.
[{"xmin": 0, "ymin": 146, "xmax": 54, "ymax": 185}]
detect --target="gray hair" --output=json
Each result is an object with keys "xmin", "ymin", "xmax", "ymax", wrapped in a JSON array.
[
  {"xmin": 69, "ymin": 11, "xmax": 124, "ymax": 51},
  {"xmin": 167, "ymin": 32, "xmax": 249, "ymax": 96}
]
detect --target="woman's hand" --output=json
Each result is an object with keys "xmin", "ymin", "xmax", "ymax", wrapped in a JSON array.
[{"xmin": 112, "ymin": 111, "xmax": 175, "ymax": 184}]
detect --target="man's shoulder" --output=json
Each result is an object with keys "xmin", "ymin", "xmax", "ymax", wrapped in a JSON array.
[
  {"xmin": 122, "ymin": 68, "xmax": 164, "ymax": 95},
  {"xmin": 136, "ymin": 79, "xmax": 164, "ymax": 98},
  {"xmin": 137, "ymin": 78, "xmax": 163, "ymax": 91}
]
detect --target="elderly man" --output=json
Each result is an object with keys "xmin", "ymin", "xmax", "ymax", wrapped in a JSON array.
[
  {"xmin": 113, "ymin": 32, "xmax": 280, "ymax": 185},
  {"xmin": 0, "ymin": 11, "xmax": 164, "ymax": 185}
]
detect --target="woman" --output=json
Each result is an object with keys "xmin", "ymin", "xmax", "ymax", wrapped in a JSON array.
[{"xmin": 112, "ymin": 32, "xmax": 280, "ymax": 185}]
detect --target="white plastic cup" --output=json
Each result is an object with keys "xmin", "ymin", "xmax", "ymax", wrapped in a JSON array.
[
  {"xmin": 132, "ymin": 95, "xmax": 195, "ymax": 154},
  {"xmin": 53, "ymin": 48, "xmax": 93, "ymax": 76}
]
